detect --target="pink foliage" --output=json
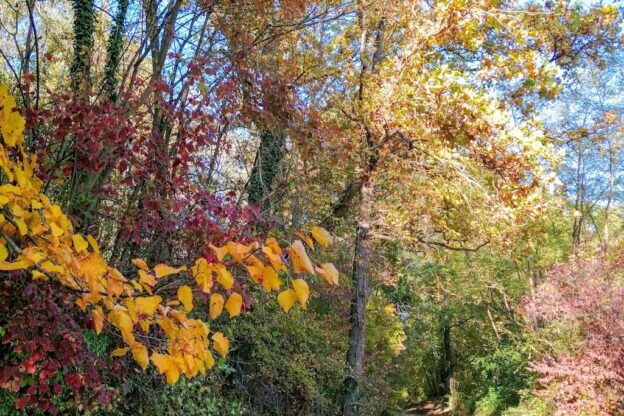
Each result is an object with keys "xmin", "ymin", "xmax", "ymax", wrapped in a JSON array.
[{"xmin": 525, "ymin": 254, "xmax": 624, "ymax": 415}]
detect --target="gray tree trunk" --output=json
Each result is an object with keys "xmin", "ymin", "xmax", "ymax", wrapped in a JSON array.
[{"xmin": 343, "ymin": 178, "xmax": 373, "ymax": 416}]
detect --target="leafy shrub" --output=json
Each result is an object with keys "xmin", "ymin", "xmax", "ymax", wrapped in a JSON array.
[
  {"xmin": 114, "ymin": 372, "xmax": 247, "ymax": 416},
  {"xmin": 226, "ymin": 295, "xmax": 346, "ymax": 415},
  {"xmin": 465, "ymin": 344, "xmax": 531, "ymax": 416},
  {"xmin": 525, "ymin": 254, "xmax": 624, "ymax": 415}
]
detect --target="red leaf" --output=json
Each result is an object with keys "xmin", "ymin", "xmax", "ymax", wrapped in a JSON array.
[{"xmin": 15, "ymin": 396, "xmax": 29, "ymax": 409}]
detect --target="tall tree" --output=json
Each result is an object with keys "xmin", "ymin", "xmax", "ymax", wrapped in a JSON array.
[{"xmin": 284, "ymin": 1, "xmax": 622, "ymax": 413}]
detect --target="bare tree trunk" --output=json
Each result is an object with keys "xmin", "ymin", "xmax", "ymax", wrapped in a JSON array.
[
  {"xmin": 603, "ymin": 138, "xmax": 615, "ymax": 248},
  {"xmin": 343, "ymin": 178, "xmax": 373, "ymax": 416},
  {"xmin": 572, "ymin": 139, "xmax": 584, "ymax": 246}
]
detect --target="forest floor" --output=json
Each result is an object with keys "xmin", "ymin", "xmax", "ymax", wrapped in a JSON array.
[{"xmin": 394, "ymin": 400, "xmax": 451, "ymax": 416}]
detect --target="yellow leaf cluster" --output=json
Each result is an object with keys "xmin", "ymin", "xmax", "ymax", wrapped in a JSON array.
[{"xmin": 0, "ymin": 85, "xmax": 25, "ymax": 147}]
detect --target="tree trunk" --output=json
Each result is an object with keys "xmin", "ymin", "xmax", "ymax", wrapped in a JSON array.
[
  {"xmin": 441, "ymin": 315, "xmax": 453, "ymax": 395},
  {"xmin": 103, "ymin": 0, "xmax": 129, "ymax": 101},
  {"xmin": 66, "ymin": 0, "xmax": 95, "ymax": 225},
  {"xmin": 247, "ymin": 129, "xmax": 285, "ymax": 213},
  {"xmin": 70, "ymin": 0, "xmax": 95, "ymax": 93},
  {"xmin": 342, "ymin": 178, "xmax": 373, "ymax": 416}
]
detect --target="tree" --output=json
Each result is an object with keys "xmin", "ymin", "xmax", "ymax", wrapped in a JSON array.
[{"xmin": 255, "ymin": 1, "xmax": 621, "ymax": 413}]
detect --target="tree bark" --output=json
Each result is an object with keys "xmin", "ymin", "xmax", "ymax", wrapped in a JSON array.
[{"xmin": 342, "ymin": 178, "xmax": 373, "ymax": 416}]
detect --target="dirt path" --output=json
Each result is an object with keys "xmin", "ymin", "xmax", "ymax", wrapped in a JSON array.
[{"xmin": 393, "ymin": 401, "xmax": 451, "ymax": 416}]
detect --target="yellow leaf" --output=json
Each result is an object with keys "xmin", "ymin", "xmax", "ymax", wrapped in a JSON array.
[
  {"xmin": 130, "ymin": 279, "xmax": 143, "ymax": 293},
  {"xmin": 157, "ymin": 316, "xmax": 176, "ymax": 338},
  {"xmin": 227, "ymin": 241, "xmax": 256, "ymax": 263},
  {"xmin": 181, "ymin": 353, "xmax": 198, "ymax": 378},
  {"xmin": 244, "ymin": 255, "xmax": 264, "ymax": 284},
  {"xmin": 154, "ymin": 263, "xmax": 186, "ymax": 278},
  {"xmin": 40, "ymin": 260, "xmax": 64, "ymax": 275},
  {"xmin": 14, "ymin": 218, "xmax": 27, "ymax": 236},
  {"xmin": 72, "ymin": 234, "xmax": 89, "ymax": 253},
  {"xmin": 262, "ymin": 266, "xmax": 280, "ymax": 293},
  {"xmin": 131, "ymin": 342, "xmax": 149, "ymax": 370},
  {"xmin": 262, "ymin": 242, "xmax": 283, "ymax": 271},
  {"xmin": 77, "ymin": 252, "xmax": 108, "ymax": 287},
  {"xmin": 0, "ymin": 243, "xmax": 7, "ymax": 262},
  {"xmin": 192, "ymin": 258, "xmax": 213, "ymax": 293},
  {"xmin": 139, "ymin": 319, "xmax": 150, "ymax": 333},
  {"xmin": 178, "ymin": 285, "xmax": 193, "ymax": 312},
  {"xmin": 286, "ymin": 240, "xmax": 315, "ymax": 274},
  {"xmin": 0, "ymin": 93, "xmax": 24, "ymax": 147},
  {"xmin": 277, "ymin": 289, "xmax": 297, "ymax": 313},
  {"xmin": 108, "ymin": 309, "xmax": 132, "ymax": 331},
  {"xmin": 212, "ymin": 332, "xmax": 229, "ymax": 357},
  {"xmin": 138, "ymin": 269, "xmax": 156, "ymax": 287},
  {"xmin": 203, "ymin": 350, "xmax": 215, "ymax": 369},
  {"xmin": 136, "ymin": 295, "xmax": 162, "ymax": 317},
  {"xmin": 108, "ymin": 310, "xmax": 135, "ymax": 345},
  {"xmin": 49, "ymin": 222, "xmax": 63, "ymax": 237},
  {"xmin": 124, "ymin": 298, "xmax": 138, "ymax": 322},
  {"xmin": 165, "ymin": 366, "xmax": 180, "ymax": 384},
  {"xmin": 264, "ymin": 237, "xmax": 281, "ymax": 254},
  {"xmin": 108, "ymin": 267, "xmax": 127, "ymax": 282},
  {"xmin": 92, "ymin": 306, "xmax": 104, "ymax": 335},
  {"xmin": 21, "ymin": 247, "xmax": 45, "ymax": 265},
  {"xmin": 209, "ymin": 243, "xmax": 229, "ymax": 262},
  {"xmin": 76, "ymin": 296, "xmax": 88, "ymax": 312},
  {"xmin": 151, "ymin": 353, "xmax": 172, "ymax": 373},
  {"xmin": 0, "ymin": 260, "xmax": 29, "ymax": 271},
  {"xmin": 141, "ymin": 281, "xmax": 153, "ymax": 295},
  {"xmin": 225, "ymin": 292, "xmax": 243, "ymax": 318},
  {"xmin": 87, "ymin": 235, "xmax": 99, "ymax": 254},
  {"xmin": 107, "ymin": 278, "xmax": 124, "ymax": 297},
  {"xmin": 311, "ymin": 226, "xmax": 333, "ymax": 248},
  {"xmin": 170, "ymin": 310, "xmax": 187, "ymax": 324},
  {"xmin": 209, "ymin": 293, "xmax": 224, "ymax": 320},
  {"xmin": 111, "ymin": 347, "xmax": 129, "ymax": 357},
  {"xmin": 294, "ymin": 231, "xmax": 314, "ymax": 250},
  {"xmin": 195, "ymin": 357, "xmax": 206, "ymax": 375},
  {"xmin": 292, "ymin": 279, "xmax": 310, "ymax": 309},
  {"xmin": 32, "ymin": 270, "xmax": 47, "ymax": 280},
  {"xmin": 215, "ymin": 263, "xmax": 233, "ymax": 290},
  {"xmin": 132, "ymin": 258, "xmax": 149, "ymax": 271},
  {"xmin": 315, "ymin": 263, "xmax": 339, "ymax": 286}
]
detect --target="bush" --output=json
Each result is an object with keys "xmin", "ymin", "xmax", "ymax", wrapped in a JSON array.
[
  {"xmin": 466, "ymin": 344, "xmax": 532, "ymax": 416},
  {"xmin": 226, "ymin": 293, "xmax": 346, "ymax": 415}
]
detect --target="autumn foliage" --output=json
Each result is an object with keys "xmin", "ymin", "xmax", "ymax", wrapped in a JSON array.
[
  {"xmin": 0, "ymin": 0, "xmax": 623, "ymax": 414},
  {"xmin": 0, "ymin": 84, "xmax": 336, "ymax": 412},
  {"xmin": 526, "ymin": 253, "xmax": 624, "ymax": 415}
]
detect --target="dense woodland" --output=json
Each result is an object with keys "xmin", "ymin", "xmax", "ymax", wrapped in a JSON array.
[{"xmin": 0, "ymin": 0, "xmax": 623, "ymax": 415}]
